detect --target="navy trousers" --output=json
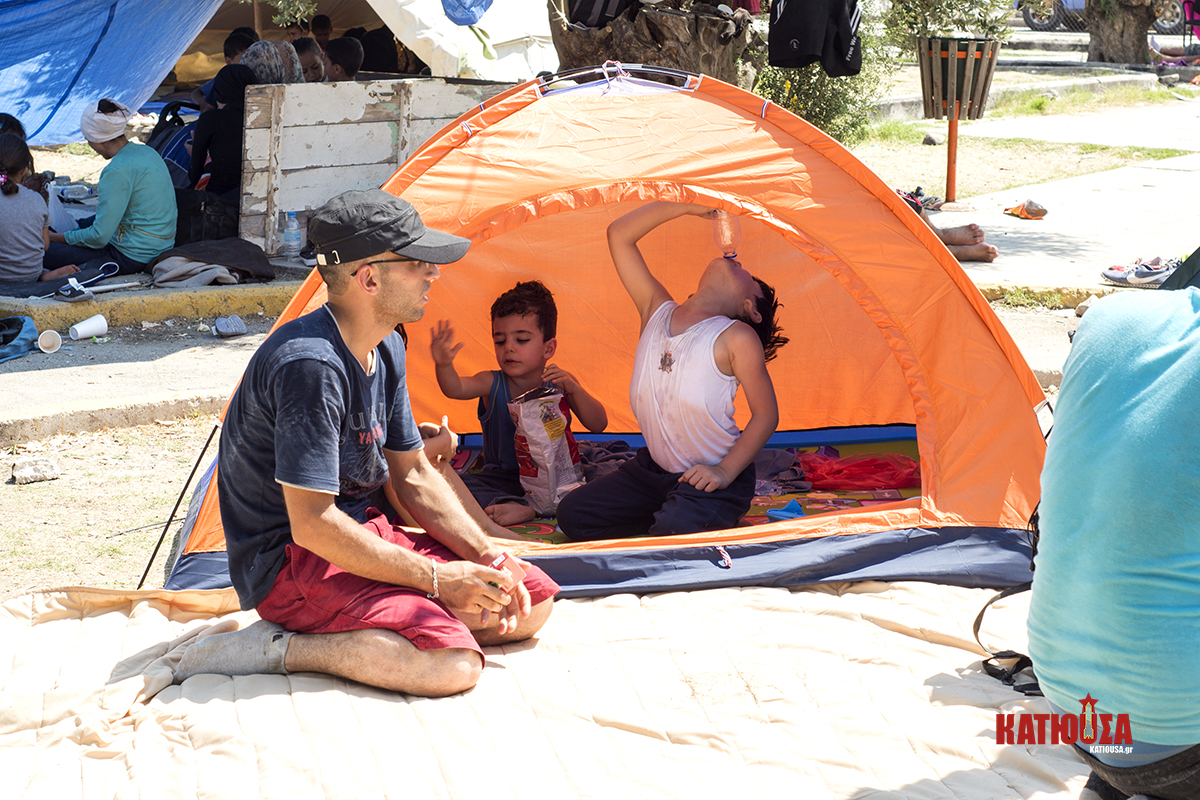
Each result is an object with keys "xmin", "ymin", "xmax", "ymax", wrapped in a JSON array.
[
  {"xmin": 556, "ymin": 446, "xmax": 755, "ymax": 541},
  {"xmin": 44, "ymin": 241, "xmax": 150, "ymax": 276}
]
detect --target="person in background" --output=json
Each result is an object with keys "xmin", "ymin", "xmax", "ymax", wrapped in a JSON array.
[
  {"xmin": 292, "ymin": 37, "xmax": 326, "ymax": 83},
  {"xmin": 191, "ymin": 31, "xmax": 257, "ymax": 113},
  {"xmin": 361, "ymin": 26, "xmax": 400, "ymax": 73},
  {"xmin": 0, "ymin": 114, "xmax": 49, "ymax": 201},
  {"xmin": 311, "ymin": 14, "xmax": 333, "ymax": 50},
  {"xmin": 189, "ymin": 65, "xmax": 257, "ymax": 201},
  {"xmin": 240, "ymin": 39, "xmax": 305, "ymax": 84},
  {"xmin": 43, "ymin": 99, "xmax": 176, "ymax": 276},
  {"xmin": 284, "ymin": 18, "xmax": 310, "ymax": 40},
  {"xmin": 324, "ymin": 37, "xmax": 364, "ymax": 81},
  {"xmin": 0, "ymin": 134, "xmax": 74, "ymax": 283}
]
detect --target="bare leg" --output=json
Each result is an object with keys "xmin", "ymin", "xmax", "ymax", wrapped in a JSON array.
[
  {"xmin": 386, "ymin": 454, "xmax": 526, "ymax": 542},
  {"xmin": 485, "ymin": 502, "xmax": 536, "ymax": 527},
  {"xmin": 40, "ymin": 264, "xmax": 81, "ymax": 281},
  {"xmin": 284, "ymin": 627, "xmax": 483, "ymax": 696},
  {"xmin": 947, "ymin": 242, "xmax": 999, "ymax": 262},
  {"xmin": 935, "ymin": 222, "xmax": 985, "ymax": 246}
]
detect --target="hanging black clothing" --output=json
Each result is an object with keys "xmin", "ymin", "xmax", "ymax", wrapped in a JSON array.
[{"xmin": 768, "ymin": 0, "xmax": 863, "ymax": 78}]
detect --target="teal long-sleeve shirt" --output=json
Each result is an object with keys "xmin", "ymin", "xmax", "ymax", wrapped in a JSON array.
[{"xmin": 64, "ymin": 141, "xmax": 176, "ymax": 263}]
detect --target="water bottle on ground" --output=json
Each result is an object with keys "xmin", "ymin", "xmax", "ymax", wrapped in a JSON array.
[
  {"xmin": 711, "ymin": 210, "xmax": 742, "ymax": 259},
  {"xmin": 283, "ymin": 211, "xmax": 302, "ymax": 262}
]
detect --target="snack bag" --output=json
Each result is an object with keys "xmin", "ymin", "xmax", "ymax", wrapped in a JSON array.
[{"xmin": 508, "ymin": 386, "xmax": 583, "ymax": 515}]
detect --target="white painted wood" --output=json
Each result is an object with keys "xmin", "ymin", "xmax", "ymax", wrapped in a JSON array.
[{"xmin": 241, "ymin": 77, "xmax": 508, "ymax": 255}]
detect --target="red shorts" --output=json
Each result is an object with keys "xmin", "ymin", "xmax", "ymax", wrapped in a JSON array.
[{"xmin": 256, "ymin": 512, "xmax": 560, "ymax": 657}]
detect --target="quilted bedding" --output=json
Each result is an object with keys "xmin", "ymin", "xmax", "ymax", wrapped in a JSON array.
[{"xmin": 0, "ymin": 581, "xmax": 1088, "ymax": 799}]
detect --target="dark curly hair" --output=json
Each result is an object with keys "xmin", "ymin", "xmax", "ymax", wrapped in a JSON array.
[
  {"xmin": 742, "ymin": 277, "xmax": 789, "ymax": 363},
  {"xmin": 491, "ymin": 280, "xmax": 557, "ymax": 340},
  {"xmin": 0, "ymin": 133, "xmax": 31, "ymax": 197}
]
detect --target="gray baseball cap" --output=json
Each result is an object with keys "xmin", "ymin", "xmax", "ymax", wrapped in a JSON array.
[{"xmin": 306, "ymin": 189, "xmax": 470, "ymax": 266}]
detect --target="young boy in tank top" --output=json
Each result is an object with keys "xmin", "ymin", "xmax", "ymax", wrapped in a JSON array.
[
  {"xmin": 557, "ymin": 201, "xmax": 788, "ymax": 541},
  {"xmin": 431, "ymin": 280, "xmax": 608, "ymax": 525}
]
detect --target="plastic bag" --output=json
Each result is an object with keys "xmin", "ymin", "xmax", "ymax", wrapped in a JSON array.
[
  {"xmin": 794, "ymin": 452, "xmax": 920, "ymax": 490},
  {"xmin": 47, "ymin": 188, "xmax": 78, "ymax": 233},
  {"xmin": 509, "ymin": 386, "xmax": 583, "ymax": 515}
]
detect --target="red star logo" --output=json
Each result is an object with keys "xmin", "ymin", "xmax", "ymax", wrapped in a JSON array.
[{"xmin": 1079, "ymin": 694, "xmax": 1098, "ymax": 712}]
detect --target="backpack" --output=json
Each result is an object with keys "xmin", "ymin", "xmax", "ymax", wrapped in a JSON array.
[{"xmin": 174, "ymin": 188, "xmax": 239, "ymax": 246}]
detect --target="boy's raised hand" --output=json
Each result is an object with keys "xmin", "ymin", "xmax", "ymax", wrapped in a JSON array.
[{"xmin": 430, "ymin": 319, "xmax": 464, "ymax": 366}]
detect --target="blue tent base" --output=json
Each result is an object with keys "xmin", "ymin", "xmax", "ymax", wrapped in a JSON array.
[
  {"xmin": 167, "ymin": 525, "xmax": 1033, "ymax": 598},
  {"xmin": 532, "ymin": 526, "xmax": 1034, "ymax": 599}
]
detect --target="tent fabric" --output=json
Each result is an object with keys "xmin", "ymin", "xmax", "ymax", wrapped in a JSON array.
[
  {"xmin": 0, "ymin": 581, "xmax": 1090, "ymax": 798},
  {"xmin": 169, "ymin": 67, "xmax": 1046, "ymax": 596},
  {"xmin": 0, "ymin": 0, "xmax": 224, "ymax": 145}
]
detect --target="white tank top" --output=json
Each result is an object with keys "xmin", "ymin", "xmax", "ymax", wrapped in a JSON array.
[{"xmin": 630, "ymin": 301, "xmax": 740, "ymax": 473}]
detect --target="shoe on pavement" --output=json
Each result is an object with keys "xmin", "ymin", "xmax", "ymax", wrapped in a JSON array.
[{"xmin": 1101, "ymin": 257, "xmax": 1179, "ymax": 288}]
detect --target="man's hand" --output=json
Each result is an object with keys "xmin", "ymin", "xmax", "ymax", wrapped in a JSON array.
[
  {"xmin": 680, "ymin": 464, "xmax": 731, "ymax": 493},
  {"xmin": 437, "ymin": 558, "xmax": 532, "ymax": 635},
  {"xmin": 430, "ymin": 320, "xmax": 464, "ymax": 366}
]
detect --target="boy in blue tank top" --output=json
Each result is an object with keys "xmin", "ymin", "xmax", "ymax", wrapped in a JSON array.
[{"xmin": 431, "ymin": 280, "xmax": 609, "ymax": 525}]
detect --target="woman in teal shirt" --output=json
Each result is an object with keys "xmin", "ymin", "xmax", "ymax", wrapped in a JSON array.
[{"xmin": 44, "ymin": 99, "xmax": 176, "ymax": 275}]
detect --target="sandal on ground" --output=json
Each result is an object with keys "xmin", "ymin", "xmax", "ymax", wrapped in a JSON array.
[{"xmin": 1004, "ymin": 200, "xmax": 1048, "ymax": 220}]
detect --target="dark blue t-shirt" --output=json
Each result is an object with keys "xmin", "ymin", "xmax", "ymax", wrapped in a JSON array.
[{"xmin": 218, "ymin": 306, "xmax": 422, "ymax": 609}]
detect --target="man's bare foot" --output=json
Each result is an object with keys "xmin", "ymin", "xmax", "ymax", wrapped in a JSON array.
[
  {"xmin": 937, "ymin": 223, "xmax": 985, "ymax": 247},
  {"xmin": 948, "ymin": 242, "xmax": 998, "ymax": 263},
  {"xmin": 40, "ymin": 264, "xmax": 81, "ymax": 281},
  {"xmin": 485, "ymin": 502, "xmax": 535, "ymax": 527}
]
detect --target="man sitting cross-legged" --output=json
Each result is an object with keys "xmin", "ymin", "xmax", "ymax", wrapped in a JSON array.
[{"xmin": 174, "ymin": 190, "xmax": 558, "ymax": 696}]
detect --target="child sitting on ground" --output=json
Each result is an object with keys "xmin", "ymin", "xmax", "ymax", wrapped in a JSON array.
[
  {"xmin": 323, "ymin": 37, "xmax": 364, "ymax": 82},
  {"xmin": 431, "ymin": 280, "xmax": 608, "ymax": 525},
  {"xmin": 0, "ymin": 134, "xmax": 77, "ymax": 283},
  {"xmin": 556, "ymin": 201, "xmax": 788, "ymax": 541}
]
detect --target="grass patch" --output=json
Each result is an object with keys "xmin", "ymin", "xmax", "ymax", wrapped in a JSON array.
[
  {"xmin": 865, "ymin": 119, "xmax": 928, "ymax": 145},
  {"xmin": 998, "ymin": 286, "xmax": 1066, "ymax": 309},
  {"xmin": 987, "ymin": 83, "xmax": 1182, "ymax": 118},
  {"xmin": 49, "ymin": 142, "xmax": 97, "ymax": 157}
]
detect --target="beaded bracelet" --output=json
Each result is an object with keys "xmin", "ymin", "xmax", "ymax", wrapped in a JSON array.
[{"xmin": 426, "ymin": 558, "xmax": 440, "ymax": 599}]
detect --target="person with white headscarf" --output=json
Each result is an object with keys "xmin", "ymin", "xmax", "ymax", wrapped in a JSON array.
[{"xmin": 44, "ymin": 98, "xmax": 177, "ymax": 276}]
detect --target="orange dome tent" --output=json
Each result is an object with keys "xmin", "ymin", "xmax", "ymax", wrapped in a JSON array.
[{"xmin": 164, "ymin": 65, "xmax": 1045, "ymax": 597}]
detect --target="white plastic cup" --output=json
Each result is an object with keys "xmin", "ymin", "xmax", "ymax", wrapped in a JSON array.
[
  {"xmin": 69, "ymin": 314, "xmax": 107, "ymax": 340},
  {"xmin": 37, "ymin": 330, "xmax": 62, "ymax": 354}
]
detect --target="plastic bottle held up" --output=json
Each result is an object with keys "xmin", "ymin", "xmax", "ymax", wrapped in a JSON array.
[
  {"xmin": 711, "ymin": 210, "xmax": 742, "ymax": 259},
  {"xmin": 283, "ymin": 211, "xmax": 302, "ymax": 262}
]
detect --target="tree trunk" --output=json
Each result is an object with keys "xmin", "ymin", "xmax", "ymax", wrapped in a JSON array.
[
  {"xmin": 547, "ymin": 0, "xmax": 764, "ymax": 88},
  {"xmin": 1085, "ymin": 0, "xmax": 1156, "ymax": 62}
]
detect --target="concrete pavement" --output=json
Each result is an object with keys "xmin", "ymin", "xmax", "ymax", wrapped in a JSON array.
[{"xmin": 4, "ymin": 86, "xmax": 1199, "ymax": 444}]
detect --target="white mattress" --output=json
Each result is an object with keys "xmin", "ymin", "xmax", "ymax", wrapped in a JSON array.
[{"xmin": 0, "ymin": 581, "xmax": 1088, "ymax": 799}]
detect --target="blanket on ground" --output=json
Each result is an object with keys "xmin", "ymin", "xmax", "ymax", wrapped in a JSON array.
[{"xmin": 0, "ymin": 582, "xmax": 1087, "ymax": 799}]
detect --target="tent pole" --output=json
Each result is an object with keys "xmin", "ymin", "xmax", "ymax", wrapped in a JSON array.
[
  {"xmin": 253, "ymin": 0, "xmax": 262, "ymax": 37},
  {"xmin": 136, "ymin": 422, "xmax": 220, "ymax": 590}
]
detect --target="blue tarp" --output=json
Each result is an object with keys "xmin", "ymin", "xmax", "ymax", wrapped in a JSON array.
[{"xmin": 0, "ymin": 0, "xmax": 223, "ymax": 145}]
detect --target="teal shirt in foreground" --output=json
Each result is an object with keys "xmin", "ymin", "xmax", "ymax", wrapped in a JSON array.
[
  {"xmin": 64, "ymin": 141, "xmax": 176, "ymax": 263},
  {"xmin": 1027, "ymin": 288, "xmax": 1200, "ymax": 746}
]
